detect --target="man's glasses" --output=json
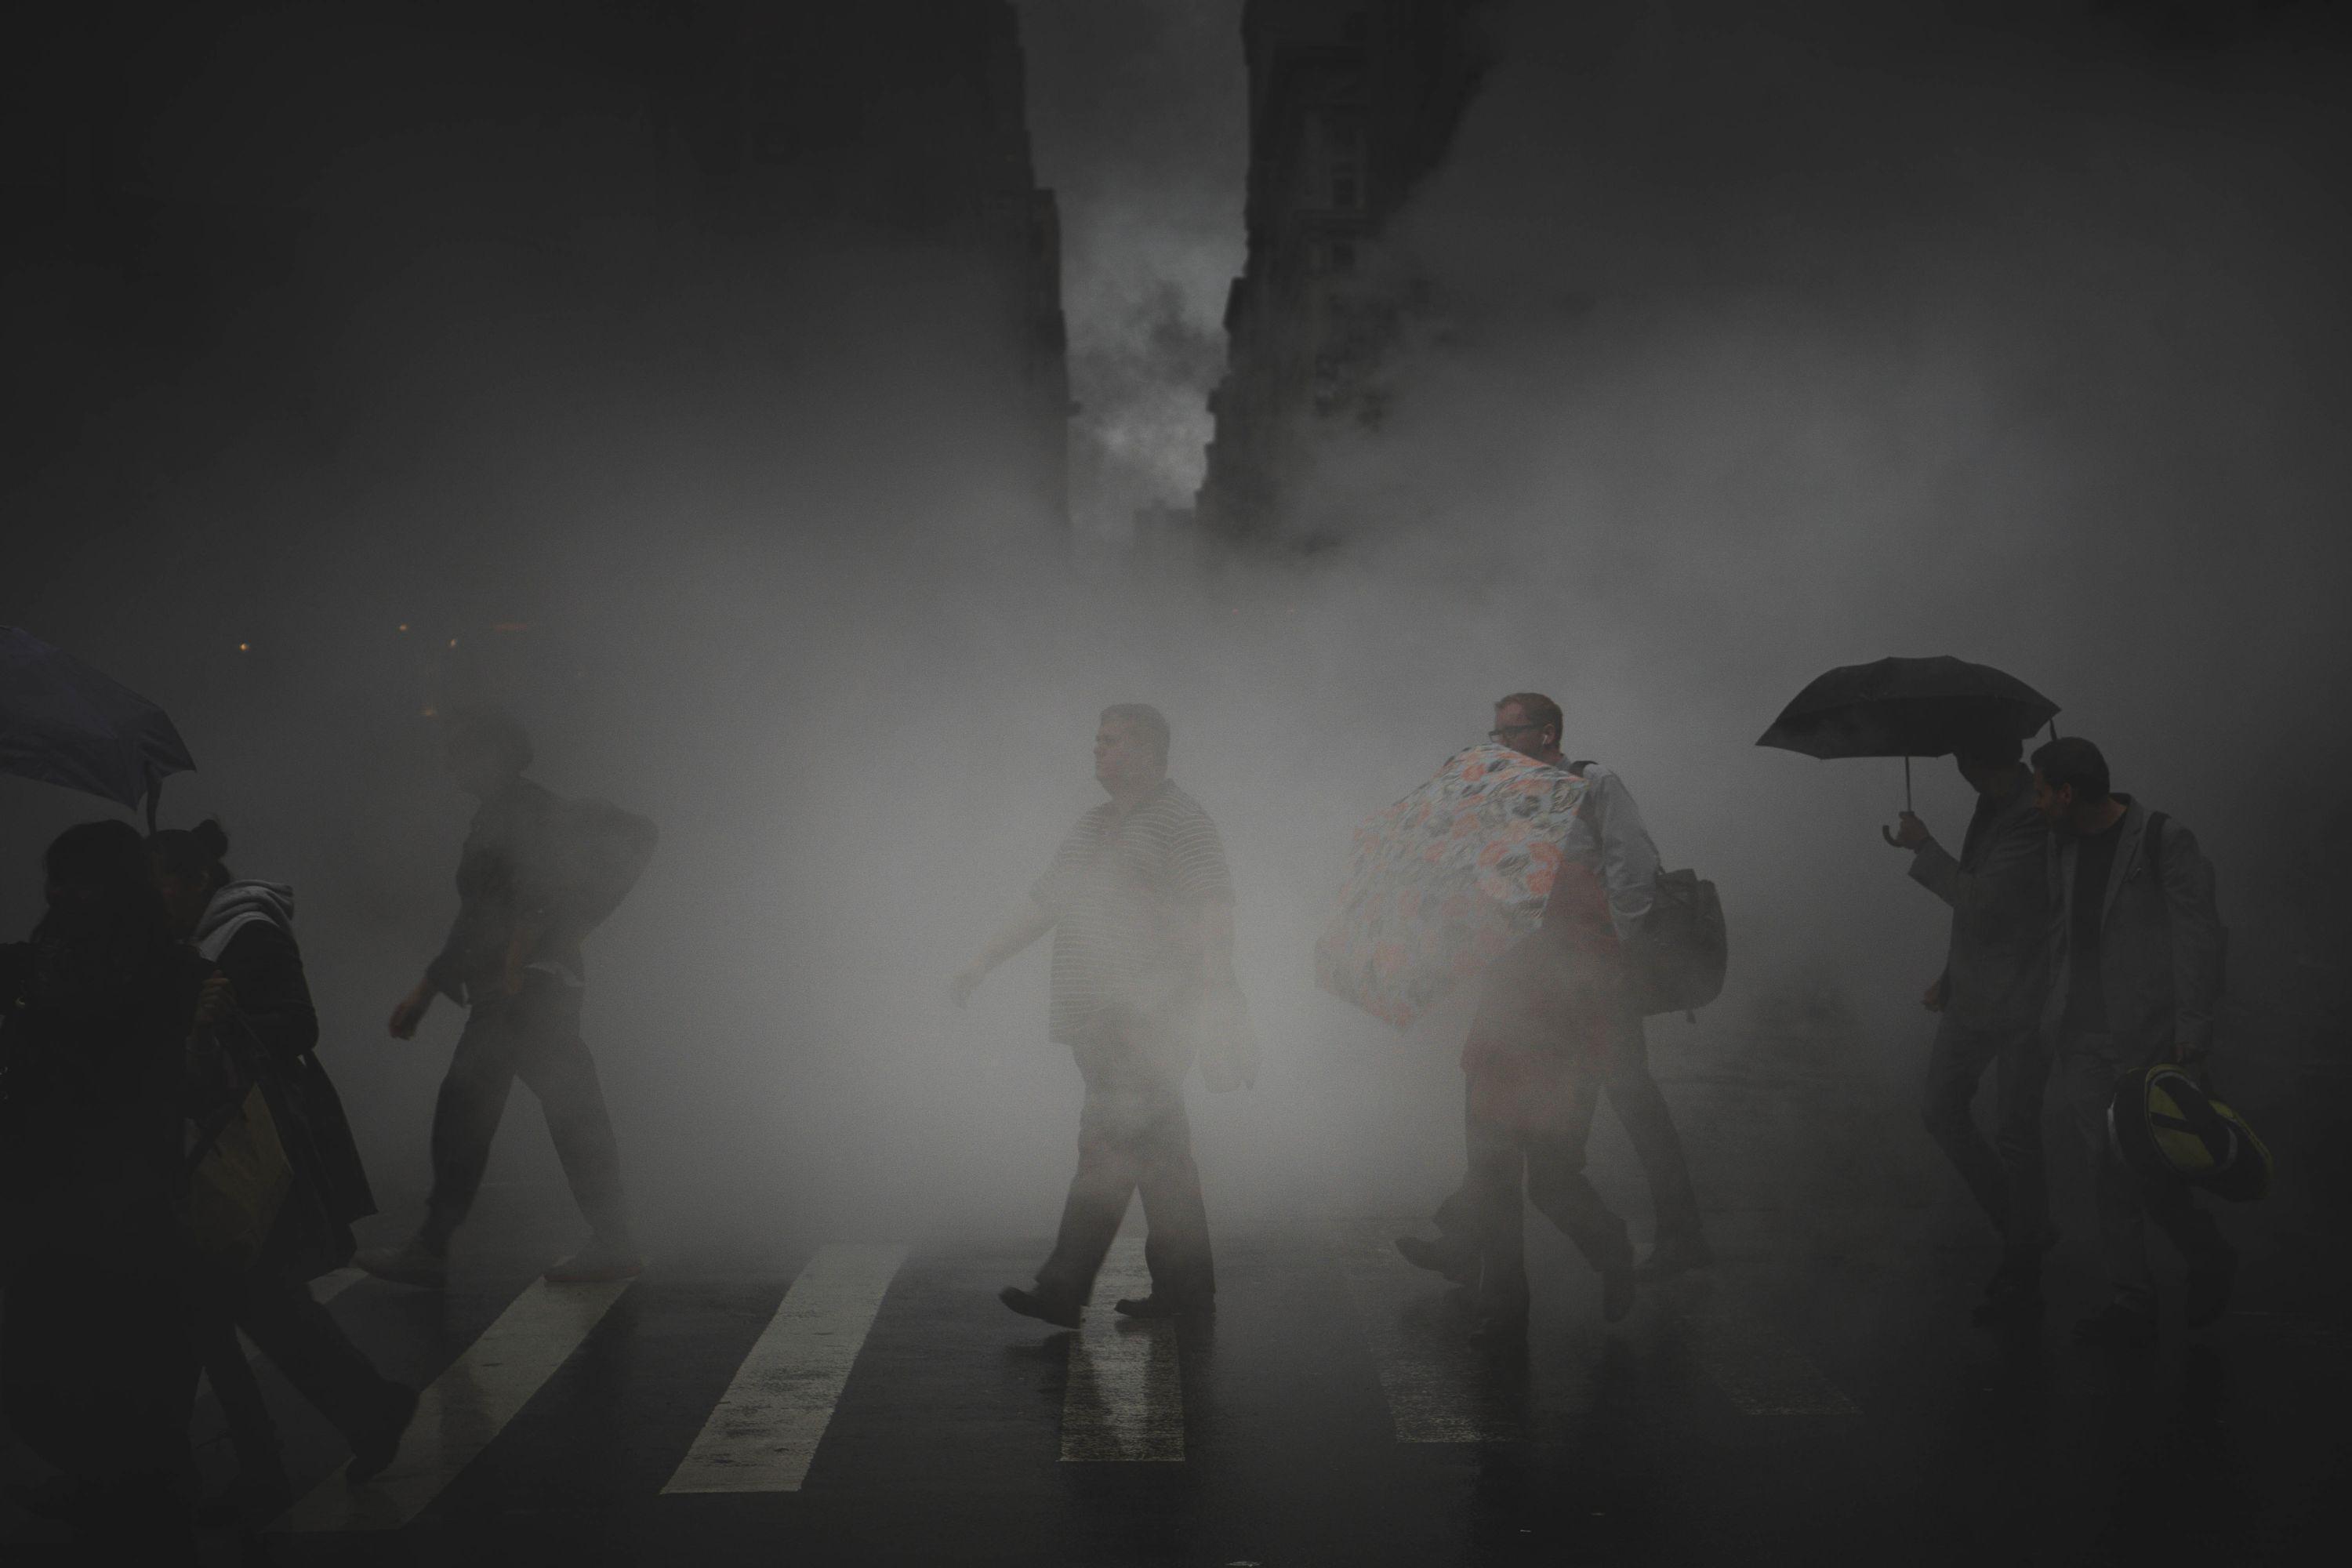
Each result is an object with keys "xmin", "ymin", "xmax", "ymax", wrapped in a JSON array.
[{"xmin": 1487, "ymin": 723, "xmax": 1544, "ymax": 741}]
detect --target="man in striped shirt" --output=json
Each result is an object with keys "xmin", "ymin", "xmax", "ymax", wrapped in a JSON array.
[{"xmin": 951, "ymin": 703, "xmax": 1252, "ymax": 1327}]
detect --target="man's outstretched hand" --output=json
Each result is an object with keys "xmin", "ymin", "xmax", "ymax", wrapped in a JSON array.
[{"xmin": 388, "ymin": 981, "xmax": 434, "ymax": 1040}]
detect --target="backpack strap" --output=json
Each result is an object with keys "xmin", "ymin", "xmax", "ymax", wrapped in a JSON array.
[{"xmin": 1566, "ymin": 762, "xmax": 1598, "ymax": 823}]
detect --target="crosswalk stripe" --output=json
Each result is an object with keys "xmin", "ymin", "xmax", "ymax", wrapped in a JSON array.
[
  {"xmin": 225, "ymin": 1269, "xmax": 367, "ymax": 1368},
  {"xmin": 1681, "ymin": 1309, "xmax": 1859, "ymax": 1416},
  {"xmin": 1330, "ymin": 1221, "xmax": 1527, "ymax": 1443},
  {"xmin": 310, "ymin": 1266, "xmax": 365, "ymax": 1305},
  {"xmin": 662, "ymin": 1243, "xmax": 909, "ymax": 1494},
  {"xmin": 274, "ymin": 1276, "xmax": 635, "ymax": 1531},
  {"xmin": 1059, "ymin": 1237, "xmax": 1184, "ymax": 1462}
]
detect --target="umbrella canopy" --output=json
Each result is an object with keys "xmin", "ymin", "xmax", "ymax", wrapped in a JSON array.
[
  {"xmin": 1, "ymin": 626, "xmax": 197, "ymax": 822},
  {"xmin": 1756, "ymin": 655, "xmax": 2058, "ymax": 760},
  {"xmin": 1315, "ymin": 743, "xmax": 1591, "ymax": 1029}
]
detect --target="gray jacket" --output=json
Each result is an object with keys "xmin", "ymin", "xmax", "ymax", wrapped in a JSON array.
[
  {"xmin": 2041, "ymin": 797, "xmax": 2225, "ymax": 1060},
  {"xmin": 1570, "ymin": 763, "xmax": 1660, "ymax": 941},
  {"xmin": 1907, "ymin": 771, "xmax": 2049, "ymax": 1030}
]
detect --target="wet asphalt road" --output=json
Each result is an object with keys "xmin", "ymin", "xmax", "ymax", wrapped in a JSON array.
[
  {"xmin": 4, "ymin": 1189, "xmax": 2343, "ymax": 1567},
  {"xmin": 5, "ymin": 985, "xmax": 2347, "ymax": 1566}
]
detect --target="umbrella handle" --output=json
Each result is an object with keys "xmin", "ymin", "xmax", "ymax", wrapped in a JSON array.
[
  {"xmin": 144, "ymin": 768, "xmax": 162, "ymax": 835},
  {"xmin": 1904, "ymin": 754, "xmax": 1912, "ymax": 813}
]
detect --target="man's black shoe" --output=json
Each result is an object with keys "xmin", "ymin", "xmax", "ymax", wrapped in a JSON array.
[
  {"xmin": 1112, "ymin": 1294, "xmax": 1212, "ymax": 1321},
  {"xmin": 2072, "ymin": 1303, "xmax": 2158, "ymax": 1349},
  {"xmin": 1000, "ymin": 1285, "xmax": 1083, "ymax": 1330},
  {"xmin": 2184, "ymin": 1247, "xmax": 2238, "ymax": 1329},
  {"xmin": 1633, "ymin": 1232, "xmax": 1712, "ymax": 1282},
  {"xmin": 347, "ymin": 1383, "xmax": 419, "ymax": 1484},
  {"xmin": 1395, "ymin": 1235, "xmax": 1475, "ymax": 1285}
]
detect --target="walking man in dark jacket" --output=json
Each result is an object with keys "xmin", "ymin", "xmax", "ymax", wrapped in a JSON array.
[
  {"xmin": 951, "ymin": 703, "xmax": 1254, "ymax": 1327},
  {"xmin": 2031, "ymin": 736, "xmax": 2235, "ymax": 1348},
  {"xmin": 359, "ymin": 707, "xmax": 644, "ymax": 1287},
  {"xmin": 1886, "ymin": 735, "xmax": 2054, "ymax": 1324}
]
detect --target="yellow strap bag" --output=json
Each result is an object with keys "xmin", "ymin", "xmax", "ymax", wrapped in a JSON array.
[{"xmin": 186, "ymin": 1080, "xmax": 293, "ymax": 1265}]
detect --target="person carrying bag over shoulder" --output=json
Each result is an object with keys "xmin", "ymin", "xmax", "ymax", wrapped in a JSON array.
[{"xmin": 153, "ymin": 821, "xmax": 416, "ymax": 1518}]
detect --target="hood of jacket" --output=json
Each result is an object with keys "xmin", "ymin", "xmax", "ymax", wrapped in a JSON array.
[{"xmin": 194, "ymin": 879, "xmax": 296, "ymax": 962}]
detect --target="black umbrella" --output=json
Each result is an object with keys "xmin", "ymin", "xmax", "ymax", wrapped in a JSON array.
[
  {"xmin": 1756, "ymin": 655, "xmax": 2058, "ymax": 810},
  {"xmin": 1, "ymin": 626, "xmax": 198, "ymax": 830}
]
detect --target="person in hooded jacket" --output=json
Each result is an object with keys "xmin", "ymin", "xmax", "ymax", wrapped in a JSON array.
[
  {"xmin": 0, "ymin": 821, "xmax": 209, "ymax": 1547},
  {"xmin": 151, "ymin": 821, "xmax": 415, "ymax": 1509}
]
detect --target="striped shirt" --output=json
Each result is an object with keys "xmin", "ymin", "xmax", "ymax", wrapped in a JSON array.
[{"xmin": 1032, "ymin": 780, "xmax": 1235, "ymax": 1044}]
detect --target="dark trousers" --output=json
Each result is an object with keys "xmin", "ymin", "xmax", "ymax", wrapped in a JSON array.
[
  {"xmin": 1461, "ymin": 1089, "xmax": 1633, "ymax": 1315},
  {"xmin": 1437, "ymin": 1012, "xmax": 1700, "ymax": 1251},
  {"xmin": 200, "ymin": 1227, "xmax": 404, "ymax": 1472},
  {"xmin": 1036, "ymin": 1007, "xmax": 1214, "ymax": 1308},
  {"xmin": 1602, "ymin": 1014, "xmax": 1703, "ymax": 1240},
  {"xmin": 1920, "ymin": 1016, "xmax": 2051, "ymax": 1259},
  {"xmin": 2, "ymin": 1251, "xmax": 197, "ymax": 1489},
  {"xmin": 423, "ymin": 978, "xmax": 630, "ymax": 1249},
  {"xmin": 2053, "ymin": 1030, "xmax": 2230, "ymax": 1313}
]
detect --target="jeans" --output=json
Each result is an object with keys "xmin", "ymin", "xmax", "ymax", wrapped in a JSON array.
[
  {"xmin": 1919, "ymin": 1017, "xmax": 2051, "ymax": 1258},
  {"xmin": 200, "ymin": 1216, "xmax": 405, "ymax": 1472},
  {"xmin": 1461, "ymin": 1085, "xmax": 1633, "ymax": 1316},
  {"xmin": 2053, "ymin": 1029, "xmax": 2229, "ymax": 1312},
  {"xmin": 1435, "ymin": 1010, "xmax": 1699, "ymax": 1252},
  {"xmin": 1602, "ymin": 1013, "xmax": 1703, "ymax": 1240},
  {"xmin": 1035, "ymin": 1006, "xmax": 1214, "ymax": 1307},
  {"xmin": 423, "ymin": 977, "xmax": 630, "ymax": 1249}
]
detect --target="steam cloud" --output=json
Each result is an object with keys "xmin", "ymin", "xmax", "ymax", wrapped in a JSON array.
[{"xmin": 4, "ymin": 1, "xmax": 2346, "ymax": 1258}]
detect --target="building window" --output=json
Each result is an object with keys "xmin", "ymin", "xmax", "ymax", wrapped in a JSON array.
[{"xmin": 1320, "ymin": 111, "xmax": 1367, "ymax": 212}]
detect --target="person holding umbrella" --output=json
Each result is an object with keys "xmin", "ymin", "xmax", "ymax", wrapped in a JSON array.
[
  {"xmin": 1884, "ymin": 733, "xmax": 2056, "ymax": 1327},
  {"xmin": 0, "ymin": 822, "xmax": 212, "ymax": 1548},
  {"xmin": 1760, "ymin": 658, "xmax": 2067, "ymax": 1323}
]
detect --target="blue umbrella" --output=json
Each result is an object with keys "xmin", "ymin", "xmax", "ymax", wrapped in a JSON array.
[{"xmin": 1, "ymin": 626, "xmax": 197, "ymax": 829}]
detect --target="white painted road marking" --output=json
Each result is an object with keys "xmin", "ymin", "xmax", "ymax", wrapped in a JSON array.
[
  {"xmin": 227, "ymin": 1269, "xmax": 368, "ymax": 1367},
  {"xmin": 1330, "ymin": 1220, "xmax": 1528, "ymax": 1443},
  {"xmin": 274, "ymin": 1276, "xmax": 635, "ymax": 1531},
  {"xmin": 311, "ymin": 1266, "xmax": 365, "ymax": 1305},
  {"xmin": 1060, "ymin": 1236, "xmax": 1184, "ymax": 1462},
  {"xmin": 1682, "ymin": 1308, "xmax": 1859, "ymax": 1416},
  {"xmin": 662, "ymin": 1243, "xmax": 909, "ymax": 1494}
]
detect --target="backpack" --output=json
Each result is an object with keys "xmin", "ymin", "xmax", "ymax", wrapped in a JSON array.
[
  {"xmin": 1568, "ymin": 764, "xmax": 1728, "ymax": 1018},
  {"xmin": 2143, "ymin": 811, "xmax": 2230, "ymax": 1001},
  {"xmin": 546, "ymin": 797, "xmax": 659, "ymax": 933}
]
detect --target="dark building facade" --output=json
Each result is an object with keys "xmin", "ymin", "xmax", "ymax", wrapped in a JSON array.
[
  {"xmin": 3, "ymin": 1, "xmax": 1070, "ymax": 545},
  {"xmin": 1194, "ymin": 0, "xmax": 1488, "ymax": 546}
]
